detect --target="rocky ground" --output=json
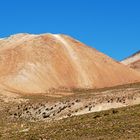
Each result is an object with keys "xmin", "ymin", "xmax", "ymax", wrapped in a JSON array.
[
  {"xmin": 1, "ymin": 83, "xmax": 140, "ymax": 139},
  {"xmin": 1, "ymin": 83, "xmax": 140, "ymax": 122},
  {"xmin": 1, "ymin": 101, "xmax": 140, "ymax": 140}
]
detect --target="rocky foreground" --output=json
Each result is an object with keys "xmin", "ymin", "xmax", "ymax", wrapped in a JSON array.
[
  {"xmin": 1, "ymin": 83, "xmax": 140, "ymax": 139},
  {"xmin": 0, "ymin": 83, "xmax": 140, "ymax": 122}
]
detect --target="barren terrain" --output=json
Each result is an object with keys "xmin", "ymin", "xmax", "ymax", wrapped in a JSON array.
[
  {"xmin": 1, "ymin": 33, "xmax": 140, "ymax": 139},
  {"xmin": 121, "ymin": 51, "xmax": 140, "ymax": 71},
  {"xmin": 0, "ymin": 33, "xmax": 140, "ymax": 95},
  {"xmin": 1, "ymin": 83, "xmax": 140, "ymax": 139}
]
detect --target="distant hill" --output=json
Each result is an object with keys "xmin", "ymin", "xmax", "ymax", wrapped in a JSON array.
[{"xmin": 121, "ymin": 51, "xmax": 140, "ymax": 71}]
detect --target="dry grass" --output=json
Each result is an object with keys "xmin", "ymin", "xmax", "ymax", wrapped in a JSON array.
[
  {"xmin": 0, "ymin": 104, "xmax": 140, "ymax": 140},
  {"xmin": 1, "ymin": 82, "xmax": 140, "ymax": 140}
]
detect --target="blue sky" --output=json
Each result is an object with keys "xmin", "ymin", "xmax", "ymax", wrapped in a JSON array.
[{"xmin": 0, "ymin": 0, "xmax": 140, "ymax": 60}]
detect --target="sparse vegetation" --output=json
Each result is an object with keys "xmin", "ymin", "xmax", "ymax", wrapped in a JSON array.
[
  {"xmin": 1, "ymin": 82, "xmax": 140, "ymax": 139},
  {"xmin": 0, "ymin": 104, "xmax": 140, "ymax": 140}
]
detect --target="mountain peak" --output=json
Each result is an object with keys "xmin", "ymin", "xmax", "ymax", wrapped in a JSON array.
[{"xmin": 0, "ymin": 33, "xmax": 140, "ymax": 94}]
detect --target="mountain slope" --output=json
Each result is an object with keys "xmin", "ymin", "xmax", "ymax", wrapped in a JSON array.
[
  {"xmin": 121, "ymin": 51, "xmax": 140, "ymax": 71},
  {"xmin": 0, "ymin": 33, "xmax": 140, "ymax": 94}
]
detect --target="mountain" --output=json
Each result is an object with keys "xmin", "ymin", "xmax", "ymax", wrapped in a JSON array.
[
  {"xmin": 121, "ymin": 51, "xmax": 140, "ymax": 71},
  {"xmin": 0, "ymin": 33, "xmax": 140, "ymax": 95}
]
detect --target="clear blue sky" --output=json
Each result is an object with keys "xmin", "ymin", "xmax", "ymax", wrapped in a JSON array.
[{"xmin": 0, "ymin": 0, "xmax": 140, "ymax": 60}]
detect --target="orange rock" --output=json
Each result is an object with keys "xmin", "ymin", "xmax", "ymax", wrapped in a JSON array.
[{"xmin": 0, "ymin": 33, "xmax": 140, "ymax": 94}]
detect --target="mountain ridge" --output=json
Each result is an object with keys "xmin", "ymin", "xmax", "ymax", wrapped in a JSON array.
[
  {"xmin": 0, "ymin": 33, "xmax": 140, "ymax": 95},
  {"xmin": 121, "ymin": 50, "xmax": 140, "ymax": 71}
]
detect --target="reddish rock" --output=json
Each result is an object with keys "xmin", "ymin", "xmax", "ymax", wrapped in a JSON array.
[{"xmin": 0, "ymin": 33, "xmax": 140, "ymax": 94}]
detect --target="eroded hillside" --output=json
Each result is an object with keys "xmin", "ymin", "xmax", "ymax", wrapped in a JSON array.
[{"xmin": 0, "ymin": 33, "xmax": 140, "ymax": 95}]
